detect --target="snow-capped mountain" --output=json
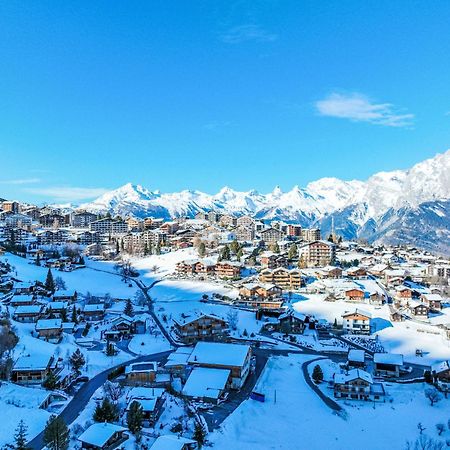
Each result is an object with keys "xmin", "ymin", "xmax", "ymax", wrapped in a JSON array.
[{"xmin": 82, "ymin": 150, "xmax": 450, "ymax": 253}]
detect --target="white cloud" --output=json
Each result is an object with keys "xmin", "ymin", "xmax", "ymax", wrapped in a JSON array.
[
  {"xmin": 0, "ymin": 178, "xmax": 41, "ymax": 185},
  {"xmin": 24, "ymin": 186, "xmax": 108, "ymax": 201},
  {"xmin": 315, "ymin": 92, "xmax": 414, "ymax": 127},
  {"xmin": 220, "ymin": 24, "xmax": 278, "ymax": 44}
]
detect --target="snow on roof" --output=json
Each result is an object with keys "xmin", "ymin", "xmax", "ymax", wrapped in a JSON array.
[
  {"xmin": 431, "ymin": 360, "xmax": 449, "ymax": 374},
  {"xmin": 342, "ymin": 308, "xmax": 372, "ymax": 319},
  {"xmin": 36, "ymin": 319, "xmax": 62, "ymax": 330},
  {"xmin": 150, "ymin": 435, "xmax": 196, "ymax": 450},
  {"xmin": 47, "ymin": 301, "xmax": 68, "ymax": 309},
  {"xmin": 78, "ymin": 422, "xmax": 127, "ymax": 447},
  {"xmin": 125, "ymin": 361, "xmax": 157, "ymax": 374},
  {"xmin": 335, "ymin": 368, "xmax": 372, "ymax": 385},
  {"xmin": 182, "ymin": 367, "xmax": 230, "ymax": 399},
  {"xmin": 421, "ymin": 293, "xmax": 443, "ymax": 301},
  {"xmin": 14, "ymin": 354, "xmax": 52, "ymax": 371},
  {"xmin": 374, "ymin": 353, "xmax": 404, "ymax": 366},
  {"xmin": 348, "ymin": 349, "xmax": 365, "ymax": 363},
  {"xmin": 165, "ymin": 347, "xmax": 193, "ymax": 368},
  {"xmin": 83, "ymin": 303, "xmax": 105, "ymax": 312},
  {"xmin": 173, "ymin": 311, "xmax": 226, "ymax": 326},
  {"xmin": 128, "ymin": 387, "xmax": 165, "ymax": 401},
  {"xmin": 14, "ymin": 305, "xmax": 42, "ymax": 314},
  {"xmin": 188, "ymin": 342, "xmax": 250, "ymax": 368}
]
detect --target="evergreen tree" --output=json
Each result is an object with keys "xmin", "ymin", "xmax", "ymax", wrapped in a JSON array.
[
  {"xmin": 220, "ymin": 245, "xmax": 231, "ymax": 261},
  {"xmin": 13, "ymin": 420, "xmax": 30, "ymax": 450},
  {"xmin": 116, "ymin": 241, "xmax": 120, "ymax": 254},
  {"xmin": 124, "ymin": 298, "xmax": 134, "ymax": 316},
  {"xmin": 70, "ymin": 307, "xmax": 78, "ymax": 324},
  {"xmin": 35, "ymin": 254, "xmax": 41, "ymax": 266},
  {"xmin": 229, "ymin": 240, "xmax": 240, "ymax": 255},
  {"xmin": 155, "ymin": 243, "xmax": 161, "ymax": 255},
  {"xmin": 144, "ymin": 242, "xmax": 149, "ymax": 256},
  {"xmin": 198, "ymin": 242, "xmax": 206, "ymax": 257},
  {"xmin": 312, "ymin": 365, "xmax": 323, "ymax": 384},
  {"xmin": 43, "ymin": 415, "xmax": 69, "ymax": 450},
  {"xmin": 43, "ymin": 371, "xmax": 58, "ymax": 390},
  {"xmin": 60, "ymin": 308, "xmax": 68, "ymax": 322},
  {"xmin": 93, "ymin": 398, "xmax": 119, "ymax": 423},
  {"xmin": 269, "ymin": 242, "xmax": 280, "ymax": 253},
  {"xmin": 69, "ymin": 348, "xmax": 85, "ymax": 374},
  {"xmin": 45, "ymin": 268, "xmax": 55, "ymax": 293},
  {"xmin": 236, "ymin": 248, "xmax": 243, "ymax": 261},
  {"xmin": 106, "ymin": 342, "xmax": 117, "ymax": 356},
  {"xmin": 288, "ymin": 244, "xmax": 298, "ymax": 260},
  {"xmin": 193, "ymin": 422, "xmax": 206, "ymax": 448},
  {"xmin": 127, "ymin": 400, "xmax": 144, "ymax": 434}
]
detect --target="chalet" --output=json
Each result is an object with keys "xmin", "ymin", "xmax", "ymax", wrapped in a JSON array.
[
  {"xmin": 344, "ymin": 288, "xmax": 365, "ymax": 302},
  {"xmin": 194, "ymin": 259, "xmax": 216, "ymax": 275},
  {"xmin": 334, "ymin": 369, "xmax": 385, "ymax": 402},
  {"xmin": 188, "ymin": 342, "xmax": 252, "ymax": 389},
  {"xmin": 78, "ymin": 423, "xmax": 128, "ymax": 450},
  {"xmin": 46, "ymin": 301, "xmax": 68, "ymax": 318},
  {"xmin": 9, "ymin": 295, "xmax": 36, "ymax": 308},
  {"xmin": 11, "ymin": 354, "xmax": 57, "ymax": 384},
  {"xmin": 408, "ymin": 301, "xmax": 429, "ymax": 319},
  {"xmin": 124, "ymin": 361, "xmax": 157, "ymax": 384},
  {"xmin": 347, "ymin": 349, "xmax": 366, "ymax": 368},
  {"xmin": 215, "ymin": 261, "xmax": 242, "ymax": 279},
  {"xmin": 259, "ymin": 267, "xmax": 303, "ymax": 290},
  {"xmin": 173, "ymin": 312, "xmax": 228, "ymax": 344},
  {"xmin": 260, "ymin": 252, "xmax": 287, "ymax": 269},
  {"xmin": 347, "ymin": 267, "xmax": 367, "ymax": 279},
  {"xmin": 317, "ymin": 266, "xmax": 343, "ymax": 279},
  {"xmin": 13, "ymin": 281, "xmax": 35, "ymax": 295},
  {"xmin": 82, "ymin": 303, "xmax": 105, "ymax": 321},
  {"xmin": 35, "ymin": 319, "xmax": 63, "ymax": 341},
  {"xmin": 278, "ymin": 310, "xmax": 306, "ymax": 334},
  {"xmin": 373, "ymin": 353, "xmax": 404, "ymax": 377},
  {"xmin": 220, "ymin": 214, "xmax": 237, "ymax": 228},
  {"xmin": 53, "ymin": 289, "xmax": 77, "ymax": 302},
  {"xmin": 150, "ymin": 436, "xmax": 197, "ymax": 450},
  {"xmin": 236, "ymin": 215, "xmax": 255, "ymax": 229},
  {"xmin": 126, "ymin": 387, "xmax": 166, "ymax": 425},
  {"xmin": 431, "ymin": 360, "xmax": 450, "ymax": 393},
  {"xmin": 369, "ymin": 292, "xmax": 385, "ymax": 306},
  {"xmin": 421, "ymin": 293, "xmax": 443, "ymax": 311},
  {"xmin": 164, "ymin": 347, "xmax": 193, "ymax": 379},
  {"xmin": 342, "ymin": 310, "xmax": 371, "ymax": 335},
  {"xmin": 390, "ymin": 310, "xmax": 405, "ymax": 322},
  {"xmin": 239, "ymin": 283, "xmax": 282, "ymax": 299},
  {"xmin": 176, "ymin": 260, "xmax": 198, "ymax": 275},
  {"xmin": 13, "ymin": 305, "xmax": 43, "ymax": 322},
  {"xmin": 395, "ymin": 286, "xmax": 414, "ymax": 302}
]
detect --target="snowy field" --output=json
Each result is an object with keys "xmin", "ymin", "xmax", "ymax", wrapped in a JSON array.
[
  {"xmin": 292, "ymin": 293, "xmax": 450, "ymax": 365},
  {"xmin": 209, "ymin": 354, "xmax": 450, "ymax": 450}
]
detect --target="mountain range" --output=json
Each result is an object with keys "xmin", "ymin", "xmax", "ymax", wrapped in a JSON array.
[{"xmin": 81, "ymin": 150, "xmax": 450, "ymax": 255}]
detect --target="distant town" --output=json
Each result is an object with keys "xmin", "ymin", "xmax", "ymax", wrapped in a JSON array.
[{"xmin": 0, "ymin": 198, "xmax": 449, "ymax": 449}]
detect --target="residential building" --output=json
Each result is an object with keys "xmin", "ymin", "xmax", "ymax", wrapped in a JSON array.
[
  {"xmin": 260, "ymin": 227, "xmax": 282, "ymax": 244},
  {"xmin": 373, "ymin": 353, "xmax": 404, "ymax": 377},
  {"xmin": 342, "ymin": 309, "xmax": 371, "ymax": 335},
  {"xmin": 11, "ymin": 354, "xmax": 57, "ymax": 384},
  {"xmin": 334, "ymin": 369, "xmax": 385, "ymax": 402},
  {"xmin": 71, "ymin": 211, "xmax": 98, "ymax": 228},
  {"xmin": 215, "ymin": 261, "xmax": 242, "ymax": 279},
  {"xmin": 173, "ymin": 313, "xmax": 228, "ymax": 344},
  {"xmin": 150, "ymin": 436, "xmax": 197, "ymax": 450},
  {"xmin": 35, "ymin": 319, "xmax": 63, "ymax": 341},
  {"xmin": 302, "ymin": 228, "xmax": 321, "ymax": 242},
  {"xmin": 78, "ymin": 423, "xmax": 128, "ymax": 450},
  {"xmin": 259, "ymin": 267, "xmax": 303, "ymax": 290},
  {"xmin": 298, "ymin": 240, "xmax": 336, "ymax": 267}
]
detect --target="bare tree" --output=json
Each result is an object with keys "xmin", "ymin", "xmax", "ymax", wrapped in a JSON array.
[
  {"xmin": 405, "ymin": 435, "xmax": 445, "ymax": 450},
  {"xmin": 425, "ymin": 388, "xmax": 442, "ymax": 406},
  {"xmin": 103, "ymin": 380, "xmax": 122, "ymax": 403},
  {"xmin": 226, "ymin": 309, "xmax": 239, "ymax": 331},
  {"xmin": 435, "ymin": 424, "xmax": 445, "ymax": 436}
]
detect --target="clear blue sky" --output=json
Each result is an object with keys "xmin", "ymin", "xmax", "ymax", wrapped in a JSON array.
[{"xmin": 1, "ymin": 1, "xmax": 450, "ymax": 203}]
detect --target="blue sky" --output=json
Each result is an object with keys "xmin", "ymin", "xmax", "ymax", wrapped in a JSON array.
[{"xmin": 1, "ymin": 1, "xmax": 450, "ymax": 203}]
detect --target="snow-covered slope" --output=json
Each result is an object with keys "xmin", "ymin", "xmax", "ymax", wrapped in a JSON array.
[{"xmin": 81, "ymin": 150, "xmax": 450, "ymax": 253}]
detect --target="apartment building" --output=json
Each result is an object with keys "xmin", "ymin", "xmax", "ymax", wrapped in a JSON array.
[
  {"xmin": 259, "ymin": 267, "xmax": 303, "ymax": 290},
  {"xmin": 90, "ymin": 218, "xmax": 128, "ymax": 234},
  {"xmin": 298, "ymin": 240, "xmax": 336, "ymax": 267},
  {"xmin": 302, "ymin": 228, "xmax": 321, "ymax": 242},
  {"xmin": 71, "ymin": 211, "xmax": 98, "ymax": 228}
]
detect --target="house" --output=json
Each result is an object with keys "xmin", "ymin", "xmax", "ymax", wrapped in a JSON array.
[
  {"xmin": 347, "ymin": 267, "xmax": 367, "ymax": 279},
  {"xmin": 9, "ymin": 295, "xmax": 36, "ymax": 308},
  {"xmin": 408, "ymin": 301, "xmax": 429, "ymax": 319},
  {"xmin": 278, "ymin": 310, "xmax": 306, "ymax": 334},
  {"xmin": 369, "ymin": 292, "xmax": 385, "ymax": 306},
  {"xmin": 46, "ymin": 301, "xmax": 68, "ymax": 318},
  {"xmin": 173, "ymin": 312, "xmax": 228, "ymax": 344},
  {"xmin": 260, "ymin": 252, "xmax": 287, "ymax": 269},
  {"xmin": 35, "ymin": 319, "xmax": 63, "ymax": 341},
  {"xmin": 344, "ymin": 288, "xmax": 365, "ymax": 302},
  {"xmin": 373, "ymin": 353, "xmax": 404, "ymax": 377},
  {"xmin": 188, "ymin": 342, "xmax": 252, "ymax": 389},
  {"xmin": 390, "ymin": 310, "xmax": 405, "ymax": 322},
  {"xmin": 317, "ymin": 266, "xmax": 343, "ymax": 279},
  {"xmin": 105, "ymin": 315, "xmax": 135, "ymax": 340},
  {"xmin": 259, "ymin": 267, "xmax": 303, "ymax": 290},
  {"xmin": 239, "ymin": 283, "xmax": 282, "ymax": 299},
  {"xmin": 194, "ymin": 260, "xmax": 216, "ymax": 275},
  {"xmin": 13, "ymin": 304, "xmax": 43, "ymax": 322},
  {"xmin": 236, "ymin": 215, "xmax": 255, "ymax": 229},
  {"xmin": 182, "ymin": 367, "xmax": 230, "ymax": 403},
  {"xmin": 334, "ymin": 369, "xmax": 385, "ymax": 402},
  {"xmin": 53, "ymin": 289, "xmax": 77, "ymax": 302},
  {"xmin": 431, "ymin": 360, "xmax": 450, "ymax": 393},
  {"xmin": 78, "ymin": 423, "xmax": 128, "ymax": 449},
  {"xmin": 421, "ymin": 293, "xmax": 443, "ymax": 311},
  {"xmin": 164, "ymin": 347, "xmax": 193, "ymax": 380},
  {"xmin": 215, "ymin": 261, "xmax": 242, "ymax": 279},
  {"xmin": 82, "ymin": 303, "xmax": 105, "ymax": 321},
  {"xmin": 176, "ymin": 260, "xmax": 198, "ymax": 275},
  {"xmin": 126, "ymin": 387, "xmax": 166, "ymax": 425},
  {"xmin": 342, "ymin": 309, "xmax": 371, "ymax": 335},
  {"xmin": 11, "ymin": 354, "xmax": 57, "ymax": 384},
  {"xmin": 150, "ymin": 436, "xmax": 197, "ymax": 450},
  {"xmin": 347, "ymin": 349, "xmax": 366, "ymax": 368},
  {"xmin": 13, "ymin": 281, "xmax": 36, "ymax": 295},
  {"xmin": 124, "ymin": 361, "xmax": 157, "ymax": 384}
]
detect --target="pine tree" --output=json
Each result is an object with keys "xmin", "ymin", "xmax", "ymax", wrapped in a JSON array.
[
  {"xmin": 45, "ymin": 268, "xmax": 55, "ymax": 293},
  {"xmin": 116, "ymin": 241, "xmax": 120, "ymax": 254},
  {"xmin": 93, "ymin": 398, "xmax": 119, "ymax": 423},
  {"xmin": 288, "ymin": 244, "xmax": 297, "ymax": 260},
  {"xmin": 269, "ymin": 242, "xmax": 280, "ymax": 253},
  {"xmin": 127, "ymin": 400, "xmax": 144, "ymax": 434},
  {"xmin": 106, "ymin": 342, "xmax": 117, "ymax": 356},
  {"xmin": 220, "ymin": 245, "xmax": 231, "ymax": 261},
  {"xmin": 193, "ymin": 422, "xmax": 206, "ymax": 448},
  {"xmin": 236, "ymin": 248, "xmax": 243, "ymax": 261},
  {"xmin": 198, "ymin": 242, "xmax": 206, "ymax": 257},
  {"xmin": 43, "ymin": 371, "xmax": 58, "ymax": 390},
  {"xmin": 60, "ymin": 308, "xmax": 68, "ymax": 322},
  {"xmin": 312, "ymin": 365, "xmax": 323, "ymax": 384},
  {"xmin": 144, "ymin": 243, "xmax": 149, "ymax": 256},
  {"xmin": 70, "ymin": 307, "xmax": 78, "ymax": 324},
  {"xmin": 229, "ymin": 240, "xmax": 240, "ymax": 255},
  {"xmin": 13, "ymin": 420, "xmax": 30, "ymax": 450},
  {"xmin": 69, "ymin": 348, "xmax": 85, "ymax": 374},
  {"xmin": 155, "ymin": 243, "xmax": 161, "ymax": 255},
  {"xmin": 124, "ymin": 298, "xmax": 134, "ymax": 316},
  {"xmin": 43, "ymin": 415, "xmax": 69, "ymax": 450},
  {"xmin": 35, "ymin": 254, "xmax": 41, "ymax": 266}
]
